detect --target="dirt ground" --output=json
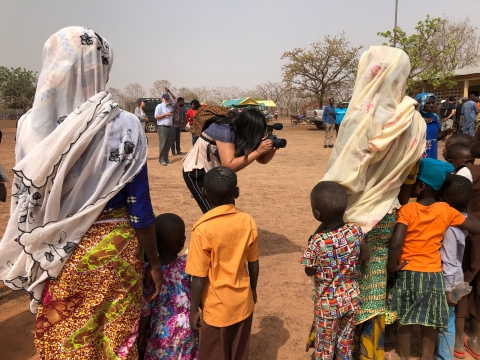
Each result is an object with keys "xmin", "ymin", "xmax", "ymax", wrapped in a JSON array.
[{"xmin": 0, "ymin": 117, "xmax": 471, "ymax": 360}]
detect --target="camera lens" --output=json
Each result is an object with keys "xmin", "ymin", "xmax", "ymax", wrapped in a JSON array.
[{"xmin": 273, "ymin": 138, "xmax": 287, "ymax": 148}]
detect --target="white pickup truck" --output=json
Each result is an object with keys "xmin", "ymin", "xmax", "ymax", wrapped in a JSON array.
[
  {"xmin": 306, "ymin": 102, "xmax": 349, "ymax": 130},
  {"xmin": 306, "ymin": 109, "xmax": 324, "ymax": 129}
]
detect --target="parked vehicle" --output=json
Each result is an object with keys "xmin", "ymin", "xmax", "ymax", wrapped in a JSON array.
[
  {"xmin": 138, "ymin": 98, "xmax": 190, "ymax": 133},
  {"xmin": 307, "ymin": 102, "xmax": 350, "ymax": 130},
  {"xmin": 306, "ymin": 109, "xmax": 324, "ymax": 129},
  {"xmin": 290, "ymin": 114, "xmax": 314, "ymax": 125}
]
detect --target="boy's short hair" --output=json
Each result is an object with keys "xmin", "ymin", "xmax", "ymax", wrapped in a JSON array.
[
  {"xmin": 446, "ymin": 142, "xmax": 472, "ymax": 160},
  {"xmin": 447, "ymin": 133, "xmax": 473, "ymax": 147},
  {"xmin": 204, "ymin": 166, "xmax": 237, "ymax": 204},
  {"xmin": 311, "ymin": 181, "xmax": 347, "ymax": 217},
  {"xmin": 154, "ymin": 213, "xmax": 185, "ymax": 251},
  {"xmin": 439, "ymin": 174, "xmax": 472, "ymax": 211}
]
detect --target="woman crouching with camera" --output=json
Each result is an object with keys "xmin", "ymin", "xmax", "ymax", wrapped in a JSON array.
[{"xmin": 183, "ymin": 107, "xmax": 277, "ymax": 213}]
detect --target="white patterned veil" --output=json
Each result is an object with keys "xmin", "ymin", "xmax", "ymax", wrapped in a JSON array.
[{"xmin": 0, "ymin": 27, "xmax": 147, "ymax": 312}]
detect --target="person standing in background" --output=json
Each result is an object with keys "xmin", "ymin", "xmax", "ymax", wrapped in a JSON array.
[
  {"xmin": 441, "ymin": 96, "xmax": 456, "ymax": 132},
  {"xmin": 186, "ymin": 100, "xmax": 201, "ymax": 145},
  {"xmin": 169, "ymin": 95, "xmax": 186, "ymax": 156},
  {"xmin": 455, "ymin": 98, "xmax": 467, "ymax": 133},
  {"xmin": 322, "ymin": 97, "xmax": 336, "ymax": 148},
  {"xmin": 134, "ymin": 99, "xmax": 148, "ymax": 123},
  {"xmin": 334, "ymin": 102, "xmax": 347, "ymax": 136},
  {"xmin": 415, "ymin": 92, "xmax": 450, "ymax": 159},
  {"xmin": 155, "ymin": 93, "xmax": 173, "ymax": 166},
  {"xmin": 462, "ymin": 94, "xmax": 478, "ymax": 135}
]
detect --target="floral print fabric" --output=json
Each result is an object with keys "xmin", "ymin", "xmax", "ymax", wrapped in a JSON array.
[
  {"xmin": 300, "ymin": 223, "xmax": 364, "ymax": 318},
  {"xmin": 34, "ymin": 207, "xmax": 143, "ymax": 359},
  {"xmin": 141, "ymin": 255, "xmax": 199, "ymax": 360}
]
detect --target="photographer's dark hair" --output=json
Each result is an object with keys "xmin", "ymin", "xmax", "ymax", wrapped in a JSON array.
[
  {"xmin": 439, "ymin": 174, "xmax": 472, "ymax": 212},
  {"xmin": 177, "ymin": 97, "xmax": 184, "ymax": 102},
  {"xmin": 137, "ymin": 99, "xmax": 144, "ymax": 106},
  {"xmin": 213, "ymin": 108, "xmax": 267, "ymax": 161},
  {"xmin": 204, "ymin": 166, "xmax": 237, "ymax": 204}
]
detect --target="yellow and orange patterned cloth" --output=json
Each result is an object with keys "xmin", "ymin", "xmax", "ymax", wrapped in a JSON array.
[{"xmin": 35, "ymin": 208, "xmax": 143, "ymax": 359}]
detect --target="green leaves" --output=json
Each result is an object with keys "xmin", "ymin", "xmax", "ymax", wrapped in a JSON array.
[
  {"xmin": 0, "ymin": 66, "xmax": 37, "ymax": 111},
  {"xmin": 378, "ymin": 15, "xmax": 480, "ymax": 95}
]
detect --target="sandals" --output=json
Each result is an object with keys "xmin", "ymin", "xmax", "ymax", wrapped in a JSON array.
[
  {"xmin": 454, "ymin": 349, "xmax": 466, "ymax": 359},
  {"xmin": 464, "ymin": 336, "xmax": 480, "ymax": 360}
]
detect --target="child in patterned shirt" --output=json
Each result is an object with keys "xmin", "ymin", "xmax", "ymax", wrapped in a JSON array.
[
  {"xmin": 138, "ymin": 213, "xmax": 199, "ymax": 360},
  {"xmin": 301, "ymin": 181, "xmax": 367, "ymax": 360}
]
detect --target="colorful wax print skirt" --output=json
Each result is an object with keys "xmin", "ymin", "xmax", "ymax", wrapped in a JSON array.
[
  {"xmin": 35, "ymin": 207, "xmax": 143, "ymax": 359},
  {"xmin": 355, "ymin": 212, "xmax": 396, "ymax": 325},
  {"xmin": 388, "ymin": 270, "xmax": 449, "ymax": 329}
]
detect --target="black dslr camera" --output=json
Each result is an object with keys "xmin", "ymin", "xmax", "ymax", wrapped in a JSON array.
[{"xmin": 266, "ymin": 123, "xmax": 287, "ymax": 148}]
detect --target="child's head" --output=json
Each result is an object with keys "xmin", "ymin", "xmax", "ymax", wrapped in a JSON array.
[
  {"xmin": 414, "ymin": 158, "xmax": 455, "ymax": 198},
  {"xmin": 443, "ymin": 133, "xmax": 473, "ymax": 160},
  {"xmin": 154, "ymin": 213, "xmax": 186, "ymax": 257},
  {"xmin": 439, "ymin": 174, "xmax": 472, "ymax": 212},
  {"xmin": 310, "ymin": 181, "xmax": 347, "ymax": 222},
  {"xmin": 446, "ymin": 143, "xmax": 474, "ymax": 169},
  {"xmin": 203, "ymin": 166, "xmax": 239, "ymax": 207}
]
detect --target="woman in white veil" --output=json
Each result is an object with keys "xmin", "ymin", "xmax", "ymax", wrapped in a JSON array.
[{"xmin": 0, "ymin": 27, "xmax": 161, "ymax": 359}]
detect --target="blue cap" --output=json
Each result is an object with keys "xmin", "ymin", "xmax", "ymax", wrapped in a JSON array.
[
  {"xmin": 162, "ymin": 94, "xmax": 170, "ymax": 99},
  {"xmin": 417, "ymin": 158, "xmax": 454, "ymax": 190}
]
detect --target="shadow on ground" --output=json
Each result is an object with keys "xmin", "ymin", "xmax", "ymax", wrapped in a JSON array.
[
  {"xmin": 0, "ymin": 308, "xmax": 36, "ymax": 359},
  {"xmin": 250, "ymin": 315, "xmax": 290, "ymax": 360},
  {"xmin": 258, "ymin": 229, "xmax": 304, "ymax": 257}
]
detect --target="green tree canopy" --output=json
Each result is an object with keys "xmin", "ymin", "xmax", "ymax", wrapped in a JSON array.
[
  {"xmin": 378, "ymin": 15, "xmax": 480, "ymax": 95},
  {"xmin": 0, "ymin": 66, "xmax": 38, "ymax": 112}
]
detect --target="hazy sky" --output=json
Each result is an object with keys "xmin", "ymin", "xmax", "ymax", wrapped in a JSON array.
[{"xmin": 1, "ymin": 0, "xmax": 479, "ymax": 95}]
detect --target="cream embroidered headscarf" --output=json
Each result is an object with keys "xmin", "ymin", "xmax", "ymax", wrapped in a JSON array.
[
  {"xmin": 322, "ymin": 46, "xmax": 426, "ymax": 233},
  {"xmin": 0, "ymin": 27, "xmax": 147, "ymax": 312}
]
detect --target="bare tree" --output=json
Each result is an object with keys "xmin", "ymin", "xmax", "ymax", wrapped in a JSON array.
[
  {"xmin": 107, "ymin": 87, "xmax": 127, "ymax": 109},
  {"xmin": 150, "ymin": 80, "xmax": 174, "ymax": 98},
  {"xmin": 177, "ymin": 87, "xmax": 199, "ymax": 101},
  {"xmin": 254, "ymin": 82, "xmax": 284, "ymax": 104},
  {"xmin": 121, "ymin": 83, "xmax": 146, "ymax": 112},
  {"xmin": 436, "ymin": 17, "xmax": 480, "ymax": 69},
  {"xmin": 281, "ymin": 32, "xmax": 362, "ymax": 108}
]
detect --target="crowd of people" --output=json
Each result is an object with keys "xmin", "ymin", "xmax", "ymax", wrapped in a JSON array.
[{"xmin": 2, "ymin": 27, "xmax": 480, "ymax": 360}]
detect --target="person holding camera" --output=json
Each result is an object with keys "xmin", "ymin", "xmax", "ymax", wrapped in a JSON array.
[{"xmin": 182, "ymin": 107, "xmax": 278, "ymax": 213}]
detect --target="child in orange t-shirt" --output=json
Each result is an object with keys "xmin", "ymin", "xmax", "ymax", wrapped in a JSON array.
[
  {"xmin": 185, "ymin": 166, "xmax": 259, "ymax": 360},
  {"xmin": 387, "ymin": 158, "xmax": 480, "ymax": 359}
]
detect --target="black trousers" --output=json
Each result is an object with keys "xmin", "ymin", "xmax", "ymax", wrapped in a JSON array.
[
  {"xmin": 335, "ymin": 123, "xmax": 340, "ymax": 136},
  {"xmin": 183, "ymin": 169, "xmax": 212, "ymax": 214}
]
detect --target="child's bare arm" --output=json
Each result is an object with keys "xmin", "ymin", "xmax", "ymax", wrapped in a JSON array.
[
  {"xmin": 459, "ymin": 214, "xmax": 480, "ymax": 235},
  {"xmin": 248, "ymin": 260, "xmax": 259, "ymax": 303},
  {"xmin": 387, "ymin": 223, "xmax": 408, "ymax": 274},
  {"xmin": 359, "ymin": 243, "xmax": 370, "ymax": 262},
  {"xmin": 190, "ymin": 276, "xmax": 207, "ymax": 330}
]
